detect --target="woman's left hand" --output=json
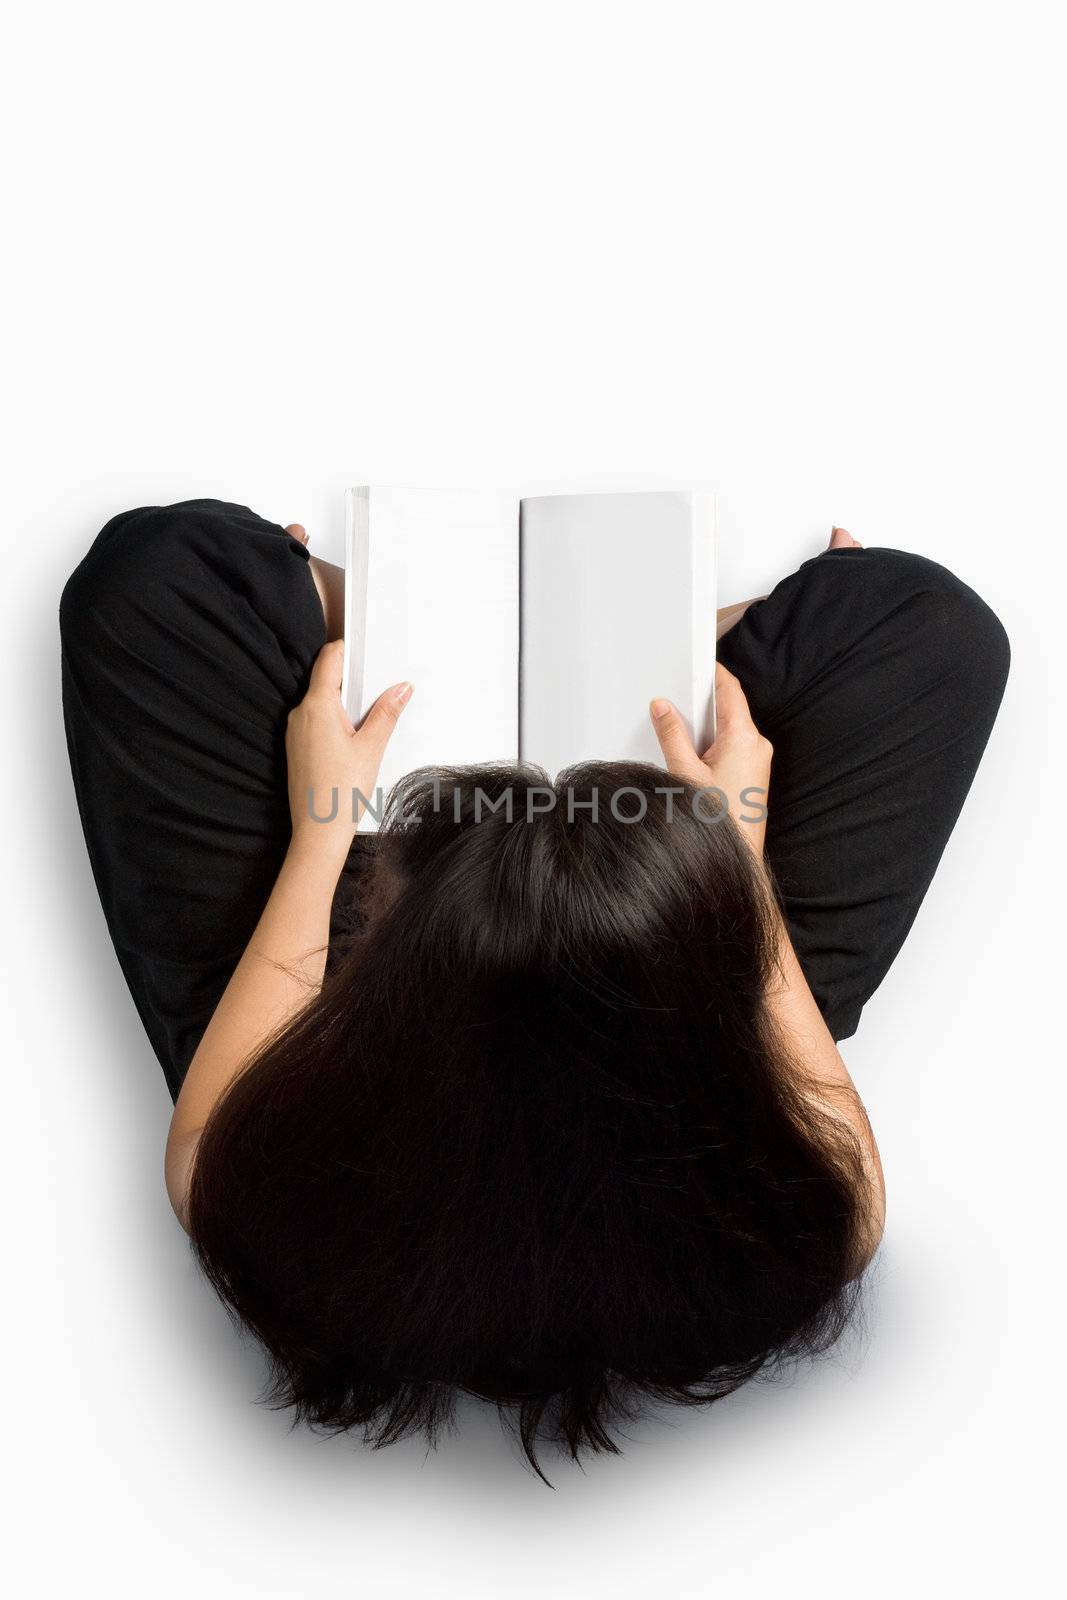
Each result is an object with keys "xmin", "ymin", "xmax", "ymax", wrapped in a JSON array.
[{"xmin": 286, "ymin": 639, "xmax": 413, "ymax": 861}]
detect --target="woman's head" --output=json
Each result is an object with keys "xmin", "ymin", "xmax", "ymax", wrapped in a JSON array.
[{"xmin": 188, "ymin": 762, "xmax": 871, "ymax": 1481}]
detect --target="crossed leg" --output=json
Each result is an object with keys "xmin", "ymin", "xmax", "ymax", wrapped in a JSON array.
[{"xmin": 718, "ymin": 539, "xmax": 1010, "ymax": 1040}]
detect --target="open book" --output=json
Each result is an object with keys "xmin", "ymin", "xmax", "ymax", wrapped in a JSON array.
[{"xmin": 340, "ymin": 488, "xmax": 716, "ymax": 823}]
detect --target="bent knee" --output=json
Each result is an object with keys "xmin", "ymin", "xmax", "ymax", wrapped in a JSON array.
[
  {"xmin": 60, "ymin": 504, "xmax": 173, "ymax": 641},
  {"xmin": 868, "ymin": 548, "xmax": 1010, "ymax": 705},
  {"xmin": 60, "ymin": 500, "xmax": 253, "ymax": 640},
  {"xmin": 804, "ymin": 546, "xmax": 1010, "ymax": 713}
]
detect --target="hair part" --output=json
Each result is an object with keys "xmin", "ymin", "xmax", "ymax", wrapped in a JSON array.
[{"xmin": 188, "ymin": 762, "xmax": 872, "ymax": 1484}]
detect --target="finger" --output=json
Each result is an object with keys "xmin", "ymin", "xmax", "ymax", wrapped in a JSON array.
[
  {"xmin": 649, "ymin": 698, "xmax": 703, "ymax": 779},
  {"xmin": 285, "ymin": 522, "xmax": 310, "ymax": 545},
  {"xmin": 355, "ymin": 681, "xmax": 414, "ymax": 757},
  {"xmin": 828, "ymin": 525, "xmax": 862, "ymax": 550},
  {"xmin": 308, "ymin": 637, "xmax": 346, "ymax": 696}
]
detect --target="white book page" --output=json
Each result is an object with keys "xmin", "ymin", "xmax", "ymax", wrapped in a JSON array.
[
  {"xmin": 519, "ymin": 491, "xmax": 716, "ymax": 776},
  {"xmin": 343, "ymin": 486, "xmax": 519, "ymax": 827}
]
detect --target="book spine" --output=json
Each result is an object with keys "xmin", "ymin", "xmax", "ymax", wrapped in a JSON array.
[
  {"xmin": 342, "ymin": 486, "xmax": 372, "ymax": 724},
  {"xmin": 689, "ymin": 491, "xmax": 718, "ymax": 749}
]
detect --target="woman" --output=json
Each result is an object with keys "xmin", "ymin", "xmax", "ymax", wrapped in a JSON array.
[{"xmin": 59, "ymin": 500, "xmax": 1009, "ymax": 1481}]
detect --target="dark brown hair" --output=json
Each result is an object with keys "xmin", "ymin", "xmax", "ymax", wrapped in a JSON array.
[{"xmin": 188, "ymin": 762, "xmax": 872, "ymax": 1483}]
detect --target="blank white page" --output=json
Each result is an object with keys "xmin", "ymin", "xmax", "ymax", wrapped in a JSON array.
[
  {"xmin": 343, "ymin": 487, "xmax": 519, "ymax": 825},
  {"xmin": 519, "ymin": 491, "xmax": 716, "ymax": 776}
]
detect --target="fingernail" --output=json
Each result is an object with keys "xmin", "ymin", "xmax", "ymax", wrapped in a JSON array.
[
  {"xmin": 394, "ymin": 681, "xmax": 413, "ymax": 707},
  {"xmin": 650, "ymin": 699, "xmax": 672, "ymax": 720}
]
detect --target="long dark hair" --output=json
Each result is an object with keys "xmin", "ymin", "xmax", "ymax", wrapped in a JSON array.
[{"xmin": 188, "ymin": 762, "xmax": 872, "ymax": 1482}]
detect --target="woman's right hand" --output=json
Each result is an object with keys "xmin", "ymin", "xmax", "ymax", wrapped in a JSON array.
[{"xmin": 649, "ymin": 664, "xmax": 773, "ymax": 856}]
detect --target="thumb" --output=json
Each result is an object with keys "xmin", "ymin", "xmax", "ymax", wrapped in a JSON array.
[
  {"xmin": 650, "ymin": 698, "xmax": 703, "ymax": 780},
  {"xmin": 710, "ymin": 664, "xmax": 758, "ymax": 742},
  {"xmin": 355, "ymin": 680, "xmax": 414, "ymax": 757},
  {"xmin": 308, "ymin": 637, "xmax": 346, "ymax": 696}
]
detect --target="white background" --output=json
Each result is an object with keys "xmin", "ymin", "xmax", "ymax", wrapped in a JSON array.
[{"xmin": 2, "ymin": 2, "xmax": 1063, "ymax": 1595}]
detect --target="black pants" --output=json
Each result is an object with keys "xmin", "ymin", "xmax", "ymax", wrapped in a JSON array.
[{"xmin": 59, "ymin": 500, "xmax": 1010, "ymax": 1103}]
